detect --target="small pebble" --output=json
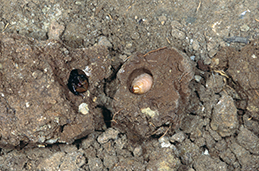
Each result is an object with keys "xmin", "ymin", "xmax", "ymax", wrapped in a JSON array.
[
  {"xmin": 78, "ymin": 103, "xmax": 89, "ymax": 115},
  {"xmin": 32, "ymin": 70, "xmax": 43, "ymax": 79},
  {"xmin": 48, "ymin": 20, "xmax": 65, "ymax": 40},
  {"xmin": 204, "ymin": 57, "xmax": 211, "ymax": 65},
  {"xmin": 125, "ymin": 43, "xmax": 132, "ymax": 49},
  {"xmin": 131, "ymin": 32, "xmax": 140, "ymax": 40},
  {"xmin": 240, "ymin": 24, "xmax": 250, "ymax": 32},
  {"xmin": 98, "ymin": 36, "xmax": 112, "ymax": 48},
  {"xmin": 133, "ymin": 146, "xmax": 143, "ymax": 157},
  {"xmin": 119, "ymin": 54, "xmax": 128, "ymax": 61},
  {"xmin": 0, "ymin": 21, "xmax": 5, "ymax": 30},
  {"xmin": 170, "ymin": 131, "xmax": 186, "ymax": 143},
  {"xmin": 97, "ymin": 128, "xmax": 119, "ymax": 144},
  {"xmin": 209, "ymin": 49, "xmax": 217, "ymax": 58},
  {"xmin": 192, "ymin": 40, "xmax": 200, "ymax": 51},
  {"xmin": 159, "ymin": 136, "xmax": 171, "ymax": 148},
  {"xmin": 158, "ymin": 16, "xmax": 167, "ymax": 25},
  {"xmin": 171, "ymin": 29, "xmax": 186, "ymax": 40},
  {"xmin": 194, "ymin": 75, "xmax": 202, "ymax": 82},
  {"xmin": 190, "ymin": 56, "xmax": 195, "ymax": 61}
]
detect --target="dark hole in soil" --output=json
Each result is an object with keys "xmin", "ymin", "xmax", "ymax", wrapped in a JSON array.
[{"xmin": 98, "ymin": 105, "xmax": 112, "ymax": 128}]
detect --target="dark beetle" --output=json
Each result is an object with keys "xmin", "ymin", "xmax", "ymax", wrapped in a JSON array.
[{"xmin": 67, "ymin": 69, "xmax": 89, "ymax": 95}]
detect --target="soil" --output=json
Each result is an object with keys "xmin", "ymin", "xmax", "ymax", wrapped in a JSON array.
[{"xmin": 0, "ymin": 0, "xmax": 259, "ymax": 170}]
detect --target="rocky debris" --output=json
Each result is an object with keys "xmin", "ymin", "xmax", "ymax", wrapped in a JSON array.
[
  {"xmin": 203, "ymin": 131, "xmax": 215, "ymax": 149},
  {"xmin": 195, "ymin": 137, "xmax": 206, "ymax": 148},
  {"xmin": 171, "ymin": 20, "xmax": 186, "ymax": 40},
  {"xmin": 112, "ymin": 47, "xmax": 194, "ymax": 140},
  {"xmin": 210, "ymin": 92, "xmax": 239, "ymax": 137},
  {"xmin": 237, "ymin": 126, "xmax": 259, "ymax": 155},
  {"xmin": 178, "ymin": 139, "xmax": 200, "ymax": 165},
  {"xmin": 0, "ymin": 21, "xmax": 5, "ymax": 30},
  {"xmin": 158, "ymin": 136, "xmax": 171, "ymax": 148},
  {"xmin": 180, "ymin": 115, "xmax": 204, "ymax": 139},
  {"xmin": 212, "ymin": 41, "xmax": 259, "ymax": 121},
  {"xmin": 171, "ymin": 29, "xmax": 186, "ymax": 40},
  {"xmin": 97, "ymin": 128, "xmax": 120, "ymax": 144},
  {"xmin": 98, "ymin": 36, "xmax": 112, "ymax": 48},
  {"xmin": 146, "ymin": 148, "xmax": 181, "ymax": 171},
  {"xmin": 47, "ymin": 20, "xmax": 65, "ymax": 40},
  {"xmin": 243, "ymin": 113, "xmax": 259, "ymax": 135},
  {"xmin": 110, "ymin": 158, "xmax": 146, "ymax": 171},
  {"xmin": 37, "ymin": 152, "xmax": 65, "ymax": 170},
  {"xmin": 0, "ymin": 150, "xmax": 28, "ymax": 170},
  {"xmin": 208, "ymin": 126, "xmax": 222, "ymax": 141},
  {"xmin": 37, "ymin": 146, "xmax": 86, "ymax": 170},
  {"xmin": 103, "ymin": 155, "xmax": 119, "ymax": 169},
  {"xmin": 228, "ymin": 42, "xmax": 259, "ymax": 120},
  {"xmin": 0, "ymin": 0, "xmax": 259, "ymax": 170},
  {"xmin": 133, "ymin": 146, "xmax": 143, "ymax": 157},
  {"xmin": 219, "ymin": 149, "xmax": 237, "ymax": 167},
  {"xmin": 194, "ymin": 155, "xmax": 227, "ymax": 171},
  {"xmin": 59, "ymin": 149, "xmax": 86, "ymax": 170},
  {"xmin": 205, "ymin": 74, "xmax": 226, "ymax": 93},
  {"xmin": 230, "ymin": 142, "xmax": 259, "ymax": 170},
  {"xmin": 170, "ymin": 131, "xmax": 186, "ymax": 143},
  {"xmin": 88, "ymin": 158, "xmax": 104, "ymax": 171},
  {"xmin": 81, "ymin": 132, "xmax": 101, "ymax": 149}
]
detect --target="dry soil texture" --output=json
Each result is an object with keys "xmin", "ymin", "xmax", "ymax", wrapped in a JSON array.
[{"xmin": 0, "ymin": 0, "xmax": 259, "ymax": 170}]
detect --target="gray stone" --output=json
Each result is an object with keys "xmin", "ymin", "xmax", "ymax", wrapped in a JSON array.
[
  {"xmin": 208, "ymin": 126, "xmax": 222, "ymax": 141},
  {"xmin": 171, "ymin": 29, "xmax": 186, "ymax": 40},
  {"xmin": 230, "ymin": 142, "xmax": 259, "ymax": 170},
  {"xmin": 170, "ymin": 131, "xmax": 185, "ymax": 143},
  {"xmin": 209, "ymin": 49, "xmax": 217, "ymax": 58},
  {"xmin": 181, "ymin": 115, "xmax": 204, "ymax": 134},
  {"xmin": 237, "ymin": 126, "xmax": 259, "ymax": 154},
  {"xmin": 59, "ymin": 149, "xmax": 86, "ymax": 170},
  {"xmin": 171, "ymin": 20, "xmax": 183, "ymax": 29},
  {"xmin": 195, "ymin": 137, "xmax": 206, "ymax": 147},
  {"xmin": 98, "ymin": 36, "xmax": 112, "ymax": 48},
  {"xmin": 194, "ymin": 155, "xmax": 227, "ymax": 171},
  {"xmin": 111, "ymin": 158, "xmax": 146, "ymax": 171},
  {"xmin": 131, "ymin": 32, "xmax": 140, "ymax": 40},
  {"xmin": 206, "ymin": 74, "xmax": 226, "ymax": 93},
  {"xmin": 0, "ymin": 21, "xmax": 5, "ymax": 30},
  {"xmin": 146, "ymin": 148, "xmax": 181, "ymax": 171},
  {"xmin": 219, "ymin": 149, "xmax": 236, "ymax": 165},
  {"xmin": 178, "ymin": 139, "xmax": 200, "ymax": 165},
  {"xmin": 240, "ymin": 24, "xmax": 250, "ymax": 32},
  {"xmin": 159, "ymin": 136, "xmax": 171, "ymax": 148},
  {"xmin": 194, "ymin": 75, "xmax": 202, "ymax": 82},
  {"xmin": 203, "ymin": 131, "xmax": 215, "ymax": 149},
  {"xmin": 37, "ymin": 152, "xmax": 65, "ymax": 170},
  {"xmin": 88, "ymin": 158, "xmax": 104, "ymax": 171},
  {"xmin": 192, "ymin": 39, "xmax": 200, "ymax": 51},
  {"xmin": 158, "ymin": 16, "xmax": 167, "ymax": 25},
  {"xmin": 133, "ymin": 146, "xmax": 143, "ymax": 157},
  {"xmin": 210, "ymin": 93, "xmax": 239, "ymax": 137},
  {"xmin": 97, "ymin": 128, "xmax": 120, "ymax": 144},
  {"xmin": 103, "ymin": 155, "xmax": 118, "ymax": 169}
]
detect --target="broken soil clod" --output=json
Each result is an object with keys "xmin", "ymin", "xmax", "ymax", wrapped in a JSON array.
[{"xmin": 112, "ymin": 47, "xmax": 194, "ymax": 140}]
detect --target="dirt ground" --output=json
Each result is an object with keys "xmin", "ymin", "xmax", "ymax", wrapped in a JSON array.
[{"xmin": 0, "ymin": 0, "xmax": 259, "ymax": 170}]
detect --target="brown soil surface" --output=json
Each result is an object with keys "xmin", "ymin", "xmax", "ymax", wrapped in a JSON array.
[{"xmin": 0, "ymin": 0, "xmax": 259, "ymax": 170}]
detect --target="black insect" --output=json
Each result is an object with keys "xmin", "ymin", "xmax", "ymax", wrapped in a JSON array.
[{"xmin": 67, "ymin": 69, "xmax": 89, "ymax": 95}]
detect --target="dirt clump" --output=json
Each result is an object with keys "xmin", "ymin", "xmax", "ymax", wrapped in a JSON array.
[
  {"xmin": 112, "ymin": 47, "xmax": 194, "ymax": 141},
  {"xmin": 0, "ymin": 33, "xmax": 112, "ymax": 148}
]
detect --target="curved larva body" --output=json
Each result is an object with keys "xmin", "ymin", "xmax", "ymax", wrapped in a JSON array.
[{"xmin": 131, "ymin": 73, "xmax": 153, "ymax": 94}]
